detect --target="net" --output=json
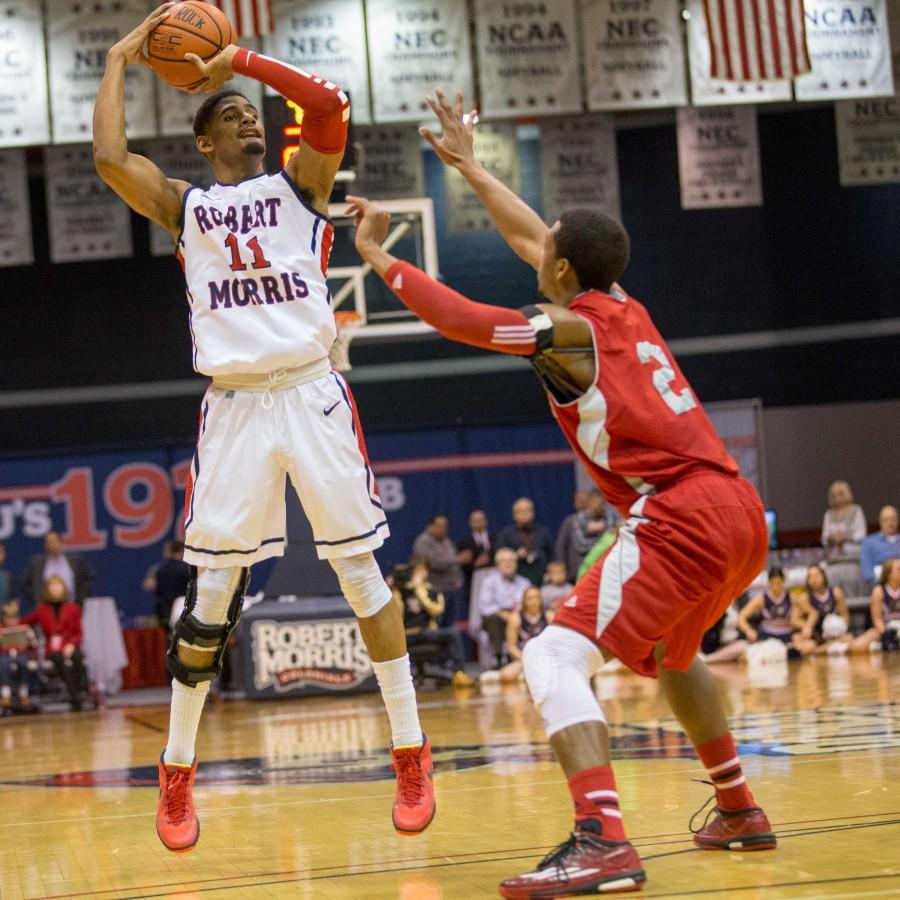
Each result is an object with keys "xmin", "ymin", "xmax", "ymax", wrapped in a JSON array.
[{"xmin": 330, "ymin": 311, "xmax": 364, "ymax": 372}]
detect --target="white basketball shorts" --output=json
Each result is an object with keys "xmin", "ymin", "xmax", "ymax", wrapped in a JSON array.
[{"xmin": 183, "ymin": 371, "xmax": 388, "ymax": 568}]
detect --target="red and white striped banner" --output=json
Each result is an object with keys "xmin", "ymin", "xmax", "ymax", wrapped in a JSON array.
[
  {"xmin": 702, "ymin": 0, "xmax": 811, "ymax": 81},
  {"xmin": 206, "ymin": 0, "xmax": 272, "ymax": 38}
]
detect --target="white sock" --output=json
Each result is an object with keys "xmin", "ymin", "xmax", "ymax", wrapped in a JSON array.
[
  {"xmin": 164, "ymin": 680, "xmax": 210, "ymax": 765},
  {"xmin": 371, "ymin": 655, "xmax": 422, "ymax": 747}
]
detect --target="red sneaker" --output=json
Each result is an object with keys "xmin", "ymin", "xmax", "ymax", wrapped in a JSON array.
[
  {"xmin": 692, "ymin": 803, "xmax": 776, "ymax": 851},
  {"xmin": 499, "ymin": 826, "xmax": 645, "ymax": 898},
  {"xmin": 390, "ymin": 736, "xmax": 435, "ymax": 835},
  {"xmin": 156, "ymin": 753, "xmax": 199, "ymax": 853}
]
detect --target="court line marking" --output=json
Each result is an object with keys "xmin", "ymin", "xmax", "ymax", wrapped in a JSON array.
[
  {"xmin": 122, "ymin": 714, "xmax": 166, "ymax": 733},
  {"xmin": 642, "ymin": 872, "xmax": 900, "ymax": 898}
]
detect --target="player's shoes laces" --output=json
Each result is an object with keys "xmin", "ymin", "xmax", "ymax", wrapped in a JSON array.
[
  {"xmin": 690, "ymin": 796, "xmax": 776, "ymax": 851},
  {"xmin": 390, "ymin": 735, "xmax": 435, "ymax": 835},
  {"xmin": 499, "ymin": 821, "xmax": 645, "ymax": 898},
  {"xmin": 156, "ymin": 753, "xmax": 200, "ymax": 852}
]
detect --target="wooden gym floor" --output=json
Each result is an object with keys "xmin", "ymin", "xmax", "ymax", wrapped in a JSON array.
[{"xmin": 2, "ymin": 654, "xmax": 900, "ymax": 899}]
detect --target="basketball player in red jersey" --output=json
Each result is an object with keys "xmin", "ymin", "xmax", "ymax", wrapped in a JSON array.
[
  {"xmin": 348, "ymin": 88, "xmax": 774, "ymax": 898},
  {"xmin": 92, "ymin": 5, "xmax": 434, "ymax": 853}
]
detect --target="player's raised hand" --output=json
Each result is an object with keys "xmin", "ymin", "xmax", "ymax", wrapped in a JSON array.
[
  {"xmin": 346, "ymin": 195, "xmax": 392, "ymax": 249},
  {"xmin": 107, "ymin": 3, "xmax": 174, "ymax": 66},
  {"xmin": 420, "ymin": 88, "xmax": 478, "ymax": 170},
  {"xmin": 184, "ymin": 44, "xmax": 239, "ymax": 93}
]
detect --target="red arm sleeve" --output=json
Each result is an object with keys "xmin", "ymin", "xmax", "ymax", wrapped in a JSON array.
[
  {"xmin": 20, "ymin": 609, "xmax": 37, "ymax": 627},
  {"xmin": 231, "ymin": 48, "xmax": 349, "ymax": 155},
  {"xmin": 383, "ymin": 261, "xmax": 537, "ymax": 356}
]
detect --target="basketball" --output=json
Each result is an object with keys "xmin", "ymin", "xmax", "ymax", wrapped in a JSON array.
[{"xmin": 147, "ymin": 1, "xmax": 234, "ymax": 91}]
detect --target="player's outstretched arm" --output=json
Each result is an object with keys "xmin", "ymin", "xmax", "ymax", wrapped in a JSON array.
[
  {"xmin": 420, "ymin": 88, "xmax": 548, "ymax": 270},
  {"xmin": 93, "ymin": 4, "xmax": 189, "ymax": 237}
]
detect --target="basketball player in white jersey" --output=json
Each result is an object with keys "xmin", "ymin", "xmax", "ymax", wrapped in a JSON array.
[{"xmin": 92, "ymin": 5, "xmax": 435, "ymax": 852}]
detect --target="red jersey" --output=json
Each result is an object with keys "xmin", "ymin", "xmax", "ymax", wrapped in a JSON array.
[
  {"xmin": 21, "ymin": 602, "xmax": 83, "ymax": 649},
  {"xmin": 547, "ymin": 288, "xmax": 738, "ymax": 516}
]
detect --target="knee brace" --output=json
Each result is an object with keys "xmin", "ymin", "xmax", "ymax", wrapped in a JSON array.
[
  {"xmin": 167, "ymin": 565, "xmax": 250, "ymax": 688},
  {"xmin": 523, "ymin": 626, "xmax": 605, "ymax": 738},
  {"xmin": 329, "ymin": 552, "xmax": 391, "ymax": 619}
]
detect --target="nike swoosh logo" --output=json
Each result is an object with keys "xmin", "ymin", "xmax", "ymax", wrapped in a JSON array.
[{"xmin": 324, "ymin": 401, "xmax": 341, "ymax": 416}]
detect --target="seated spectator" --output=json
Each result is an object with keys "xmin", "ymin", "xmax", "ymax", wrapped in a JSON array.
[
  {"xmin": 22, "ymin": 531, "xmax": 95, "ymax": 606},
  {"xmin": 737, "ymin": 568, "xmax": 812, "ymax": 651},
  {"xmin": 851, "ymin": 559, "xmax": 900, "ymax": 653},
  {"xmin": 456, "ymin": 509, "xmax": 495, "ymax": 598},
  {"xmin": 496, "ymin": 497, "xmax": 555, "ymax": 586},
  {"xmin": 576, "ymin": 522, "xmax": 619, "ymax": 581},
  {"xmin": 540, "ymin": 561, "xmax": 573, "ymax": 613},
  {"xmin": 554, "ymin": 490, "xmax": 590, "ymax": 581},
  {"xmin": 481, "ymin": 586, "xmax": 552, "ymax": 683},
  {"xmin": 412, "ymin": 515, "xmax": 465, "ymax": 623},
  {"xmin": 0, "ymin": 598, "xmax": 40, "ymax": 714},
  {"xmin": 861, "ymin": 506, "xmax": 900, "ymax": 587},
  {"xmin": 793, "ymin": 564, "xmax": 851, "ymax": 655},
  {"xmin": 21, "ymin": 576, "xmax": 88, "ymax": 711},
  {"xmin": 700, "ymin": 601, "xmax": 748, "ymax": 664},
  {"xmin": 154, "ymin": 539, "xmax": 191, "ymax": 630},
  {"xmin": 478, "ymin": 548, "xmax": 532, "ymax": 667},
  {"xmin": 821, "ymin": 481, "xmax": 867, "ymax": 595},
  {"xmin": 393, "ymin": 559, "xmax": 474, "ymax": 687}
]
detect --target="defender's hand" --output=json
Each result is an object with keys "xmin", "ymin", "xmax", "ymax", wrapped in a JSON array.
[
  {"xmin": 184, "ymin": 44, "xmax": 240, "ymax": 93},
  {"xmin": 420, "ymin": 87, "xmax": 478, "ymax": 170},
  {"xmin": 108, "ymin": 2, "xmax": 174, "ymax": 66},
  {"xmin": 345, "ymin": 195, "xmax": 392, "ymax": 253}
]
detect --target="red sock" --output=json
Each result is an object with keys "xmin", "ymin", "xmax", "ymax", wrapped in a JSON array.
[
  {"xmin": 696, "ymin": 733, "xmax": 755, "ymax": 810},
  {"xmin": 567, "ymin": 766, "xmax": 627, "ymax": 842}
]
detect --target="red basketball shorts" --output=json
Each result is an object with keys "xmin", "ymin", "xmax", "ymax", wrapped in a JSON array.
[{"xmin": 553, "ymin": 473, "xmax": 768, "ymax": 677}]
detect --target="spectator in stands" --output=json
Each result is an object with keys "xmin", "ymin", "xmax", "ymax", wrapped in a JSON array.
[
  {"xmin": 480, "ymin": 586, "xmax": 552, "ymax": 684},
  {"xmin": 540, "ymin": 560, "xmax": 572, "ymax": 613},
  {"xmin": 554, "ymin": 490, "xmax": 614, "ymax": 581},
  {"xmin": 154, "ymin": 539, "xmax": 191, "ymax": 631},
  {"xmin": 412, "ymin": 514, "xmax": 465, "ymax": 622},
  {"xmin": 554, "ymin": 490, "xmax": 589, "ymax": 581},
  {"xmin": 860, "ymin": 506, "xmax": 900, "ymax": 587},
  {"xmin": 478, "ymin": 548, "xmax": 531, "ymax": 667},
  {"xmin": 22, "ymin": 531, "xmax": 95, "ymax": 606},
  {"xmin": 143, "ymin": 539, "xmax": 179, "ymax": 595},
  {"xmin": 0, "ymin": 598, "xmax": 40, "ymax": 714},
  {"xmin": 821, "ymin": 480, "xmax": 867, "ymax": 594},
  {"xmin": 737, "ymin": 568, "xmax": 812, "ymax": 650},
  {"xmin": 0, "ymin": 544, "xmax": 12, "ymax": 605},
  {"xmin": 21, "ymin": 576, "xmax": 87, "ymax": 711},
  {"xmin": 456, "ymin": 509, "xmax": 495, "ymax": 598},
  {"xmin": 393, "ymin": 558, "xmax": 474, "ymax": 687},
  {"xmin": 793, "ymin": 564, "xmax": 850, "ymax": 655},
  {"xmin": 496, "ymin": 497, "xmax": 555, "ymax": 585},
  {"xmin": 851, "ymin": 559, "xmax": 900, "ymax": 653}
]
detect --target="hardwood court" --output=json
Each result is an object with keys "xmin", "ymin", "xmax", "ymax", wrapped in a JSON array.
[{"xmin": 2, "ymin": 654, "xmax": 900, "ymax": 899}]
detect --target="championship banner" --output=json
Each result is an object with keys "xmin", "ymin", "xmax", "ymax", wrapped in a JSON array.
[
  {"xmin": 45, "ymin": 145, "xmax": 133, "ymax": 263},
  {"xmin": 539, "ymin": 115, "xmax": 621, "ymax": 223},
  {"xmin": 366, "ymin": 0, "xmax": 474, "ymax": 122},
  {"xmin": 0, "ymin": 0, "xmax": 50, "ymax": 147},
  {"xmin": 353, "ymin": 126, "xmax": 424, "ymax": 198},
  {"xmin": 835, "ymin": 97, "xmax": 900, "ymax": 184},
  {"xmin": 264, "ymin": 0, "xmax": 371, "ymax": 123},
  {"xmin": 676, "ymin": 106, "xmax": 763, "ymax": 209},
  {"xmin": 474, "ymin": 0, "xmax": 582, "ymax": 118},
  {"xmin": 444, "ymin": 122, "xmax": 519, "ymax": 233},
  {"xmin": 47, "ymin": 0, "xmax": 157, "ymax": 143},
  {"xmin": 795, "ymin": 0, "xmax": 894, "ymax": 101},
  {"xmin": 686, "ymin": 0, "xmax": 791, "ymax": 105},
  {"xmin": 580, "ymin": 0, "xmax": 688, "ymax": 111},
  {"xmin": 143, "ymin": 139, "xmax": 213, "ymax": 255},
  {"xmin": 0, "ymin": 149, "xmax": 33, "ymax": 266}
]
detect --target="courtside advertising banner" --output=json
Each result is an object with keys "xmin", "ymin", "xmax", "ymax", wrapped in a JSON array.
[
  {"xmin": 0, "ymin": 0, "xmax": 50, "ymax": 147},
  {"xmin": 352, "ymin": 125, "xmax": 425, "ymax": 199},
  {"xmin": 0, "ymin": 149, "xmax": 33, "ymax": 266},
  {"xmin": 686, "ymin": 0, "xmax": 791, "ymax": 105},
  {"xmin": 474, "ymin": 0, "xmax": 582, "ymax": 118},
  {"xmin": 265, "ymin": 0, "xmax": 371, "ymax": 123},
  {"xmin": 795, "ymin": 0, "xmax": 894, "ymax": 100},
  {"xmin": 835, "ymin": 97, "xmax": 900, "ymax": 184},
  {"xmin": 47, "ymin": 0, "xmax": 157, "ymax": 143},
  {"xmin": 445, "ymin": 122, "xmax": 520, "ymax": 233},
  {"xmin": 44, "ymin": 145, "xmax": 133, "ymax": 262},
  {"xmin": 676, "ymin": 106, "xmax": 763, "ymax": 209},
  {"xmin": 366, "ymin": 0, "xmax": 474, "ymax": 122},
  {"xmin": 581, "ymin": 0, "xmax": 687, "ymax": 111},
  {"xmin": 539, "ymin": 115, "xmax": 621, "ymax": 223}
]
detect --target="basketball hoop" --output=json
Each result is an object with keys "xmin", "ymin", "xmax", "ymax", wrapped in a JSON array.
[{"xmin": 330, "ymin": 311, "xmax": 363, "ymax": 372}]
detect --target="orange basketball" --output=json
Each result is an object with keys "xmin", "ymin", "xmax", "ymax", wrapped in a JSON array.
[{"xmin": 147, "ymin": 1, "xmax": 234, "ymax": 91}]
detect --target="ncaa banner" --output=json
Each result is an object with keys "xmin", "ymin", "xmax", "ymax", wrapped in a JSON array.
[
  {"xmin": 353, "ymin": 125, "xmax": 424, "ymax": 198},
  {"xmin": 265, "ymin": 0, "xmax": 371, "ymax": 123},
  {"xmin": 795, "ymin": 0, "xmax": 894, "ymax": 101},
  {"xmin": 45, "ymin": 145, "xmax": 133, "ymax": 263},
  {"xmin": 581, "ymin": 0, "xmax": 687, "ymax": 111},
  {"xmin": 0, "ymin": 149, "xmax": 33, "ymax": 266},
  {"xmin": 835, "ymin": 97, "xmax": 900, "ymax": 184},
  {"xmin": 445, "ymin": 122, "xmax": 520, "ymax": 233},
  {"xmin": 366, "ymin": 0, "xmax": 474, "ymax": 123},
  {"xmin": 539, "ymin": 115, "xmax": 621, "ymax": 224},
  {"xmin": 676, "ymin": 106, "xmax": 763, "ymax": 209},
  {"xmin": 474, "ymin": 0, "xmax": 582, "ymax": 118},
  {"xmin": 686, "ymin": 0, "xmax": 791, "ymax": 105},
  {"xmin": 47, "ymin": 0, "xmax": 157, "ymax": 143},
  {"xmin": 0, "ymin": 0, "xmax": 50, "ymax": 147}
]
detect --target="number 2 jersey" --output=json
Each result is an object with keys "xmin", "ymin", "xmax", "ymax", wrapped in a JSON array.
[
  {"xmin": 177, "ymin": 171, "xmax": 336, "ymax": 377},
  {"xmin": 547, "ymin": 288, "xmax": 739, "ymax": 517}
]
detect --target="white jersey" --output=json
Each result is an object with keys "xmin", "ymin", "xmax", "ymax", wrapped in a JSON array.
[{"xmin": 178, "ymin": 171, "xmax": 336, "ymax": 376}]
